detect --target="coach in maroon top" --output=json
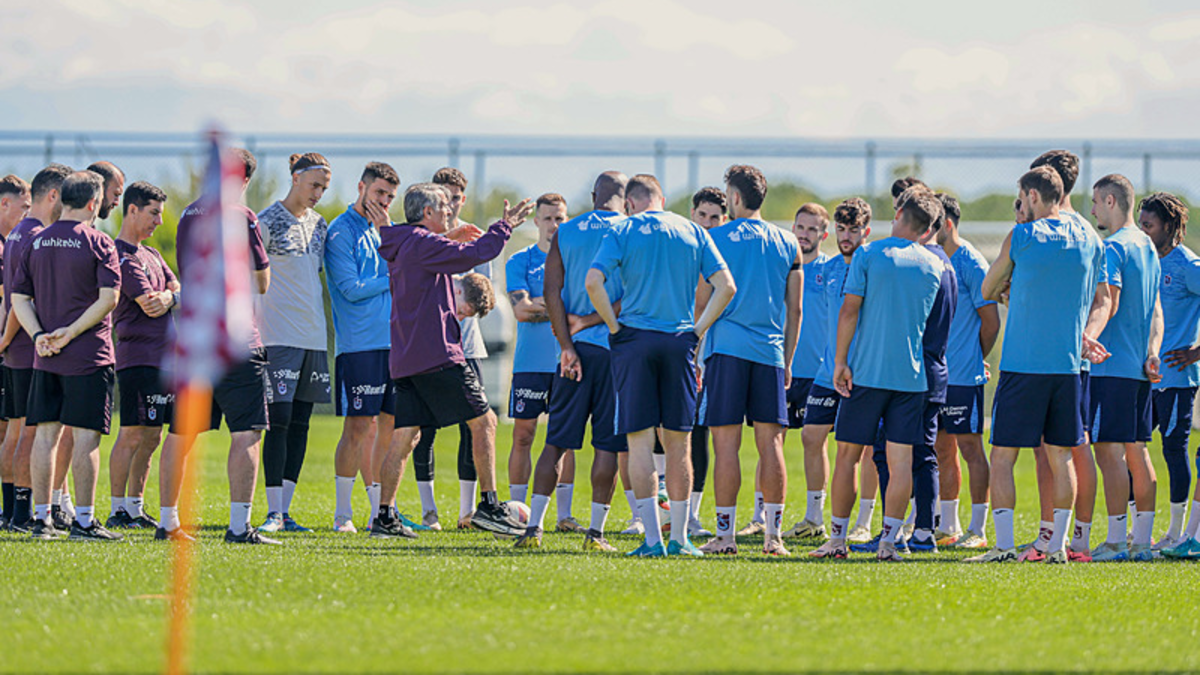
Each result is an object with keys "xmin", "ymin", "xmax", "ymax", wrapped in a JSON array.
[
  {"xmin": 372, "ymin": 182, "xmax": 532, "ymax": 539},
  {"xmin": 10, "ymin": 170, "xmax": 122, "ymax": 541},
  {"xmin": 156, "ymin": 148, "xmax": 277, "ymax": 544},
  {"xmin": 105, "ymin": 181, "xmax": 179, "ymax": 531}
]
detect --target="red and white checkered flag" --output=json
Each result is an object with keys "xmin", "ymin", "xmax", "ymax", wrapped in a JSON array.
[{"xmin": 168, "ymin": 129, "xmax": 252, "ymax": 388}]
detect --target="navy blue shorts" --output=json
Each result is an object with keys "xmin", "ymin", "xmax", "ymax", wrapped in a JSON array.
[
  {"xmin": 990, "ymin": 372, "xmax": 1083, "ymax": 449},
  {"xmin": 509, "ymin": 372, "xmax": 554, "ymax": 419},
  {"xmin": 786, "ymin": 377, "xmax": 814, "ymax": 429},
  {"xmin": 1079, "ymin": 370, "xmax": 1092, "ymax": 432},
  {"xmin": 335, "ymin": 350, "xmax": 396, "ymax": 417},
  {"xmin": 698, "ymin": 354, "xmax": 787, "ymax": 427},
  {"xmin": 545, "ymin": 343, "xmax": 626, "ymax": 453},
  {"xmin": 1152, "ymin": 386, "xmax": 1197, "ymax": 447},
  {"xmin": 804, "ymin": 383, "xmax": 840, "ymax": 426},
  {"xmin": 609, "ymin": 326, "xmax": 699, "ymax": 434},
  {"xmin": 1088, "ymin": 376, "xmax": 1152, "ymax": 444},
  {"xmin": 834, "ymin": 385, "xmax": 925, "ymax": 446},
  {"xmin": 939, "ymin": 385, "xmax": 985, "ymax": 435}
]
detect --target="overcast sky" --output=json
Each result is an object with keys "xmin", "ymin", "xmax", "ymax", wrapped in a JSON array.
[{"xmin": 4, "ymin": 0, "xmax": 1199, "ymax": 139}]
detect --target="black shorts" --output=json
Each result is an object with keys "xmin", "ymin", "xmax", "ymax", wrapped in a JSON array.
[
  {"xmin": 118, "ymin": 366, "xmax": 174, "ymax": 427},
  {"xmin": 0, "ymin": 365, "xmax": 7, "ymax": 421},
  {"xmin": 393, "ymin": 361, "xmax": 489, "ymax": 429},
  {"xmin": 3, "ymin": 366, "xmax": 32, "ymax": 420},
  {"xmin": 172, "ymin": 350, "xmax": 270, "ymax": 434},
  {"xmin": 264, "ymin": 346, "xmax": 331, "ymax": 404},
  {"xmin": 27, "ymin": 367, "xmax": 115, "ymax": 434},
  {"xmin": 334, "ymin": 350, "xmax": 396, "ymax": 417}
]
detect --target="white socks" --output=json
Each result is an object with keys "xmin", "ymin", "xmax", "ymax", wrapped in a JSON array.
[
  {"xmin": 111, "ymin": 496, "xmax": 126, "ymax": 518},
  {"xmin": 940, "ymin": 500, "xmax": 960, "ymax": 533},
  {"xmin": 1133, "ymin": 511, "xmax": 1154, "ymax": 546},
  {"xmin": 417, "ymin": 481, "xmax": 436, "ymax": 515},
  {"xmin": 1168, "ymin": 502, "xmax": 1187, "ymax": 540},
  {"xmin": 590, "ymin": 502, "xmax": 610, "ymax": 534},
  {"xmin": 903, "ymin": 498, "xmax": 916, "ymax": 526},
  {"xmin": 556, "ymin": 483, "xmax": 574, "ymax": 520},
  {"xmin": 161, "ymin": 506, "xmax": 180, "ymax": 533},
  {"xmin": 368, "ymin": 483, "xmax": 381, "ymax": 520},
  {"xmin": 510, "ymin": 483, "xmax": 528, "ymax": 505},
  {"xmin": 128, "ymin": 496, "xmax": 145, "ymax": 518},
  {"xmin": 1048, "ymin": 508, "xmax": 1071, "ymax": 552},
  {"xmin": 1034, "ymin": 520, "xmax": 1053, "ymax": 551},
  {"xmin": 805, "ymin": 490, "xmax": 825, "ymax": 524},
  {"xmin": 282, "ymin": 479, "xmax": 297, "ymax": 514},
  {"xmin": 764, "ymin": 503, "xmax": 783, "ymax": 537},
  {"xmin": 830, "ymin": 515, "xmax": 850, "ymax": 541},
  {"xmin": 653, "ymin": 453, "xmax": 666, "ymax": 478},
  {"xmin": 624, "ymin": 489, "xmax": 638, "ymax": 518},
  {"xmin": 855, "ymin": 498, "xmax": 875, "ymax": 530},
  {"xmin": 715, "ymin": 506, "xmax": 736, "ymax": 538},
  {"xmin": 34, "ymin": 503, "xmax": 50, "ymax": 522},
  {"xmin": 689, "ymin": 491, "xmax": 703, "ymax": 521},
  {"xmin": 752, "ymin": 491, "xmax": 765, "ymax": 524},
  {"xmin": 1106, "ymin": 514, "xmax": 1127, "ymax": 544},
  {"xmin": 459, "ymin": 480, "xmax": 476, "ymax": 518},
  {"xmin": 230, "ymin": 502, "xmax": 251, "ymax": 535},
  {"xmin": 880, "ymin": 516, "xmax": 903, "ymax": 546},
  {"xmin": 1186, "ymin": 500, "xmax": 1200, "ymax": 540},
  {"xmin": 993, "ymin": 508, "xmax": 1015, "ymax": 550},
  {"xmin": 266, "ymin": 486, "xmax": 282, "ymax": 514},
  {"xmin": 335, "ymin": 475, "xmax": 355, "ymax": 521},
  {"xmin": 1071, "ymin": 520, "xmax": 1092, "ymax": 552},
  {"xmin": 669, "ymin": 500, "xmax": 688, "ymax": 544},
  {"xmin": 529, "ymin": 494, "xmax": 551, "ymax": 531},
  {"xmin": 76, "ymin": 506, "xmax": 94, "ymax": 528},
  {"xmin": 968, "ymin": 502, "xmax": 988, "ymax": 534},
  {"xmin": 638, "ymin": 497, "xmax": 662, "ymax": 547}
]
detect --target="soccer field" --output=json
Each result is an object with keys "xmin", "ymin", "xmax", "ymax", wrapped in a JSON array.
[{"xmin": 2, "ymin": 415, "xmax": 1199, "ymax": 674}]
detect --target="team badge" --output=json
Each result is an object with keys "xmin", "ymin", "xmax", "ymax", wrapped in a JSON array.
[
  {"xmin": 148, "ymin": 407, "xmax": 157, "ymax": 421},
  {"xmin": 516, "ymin": 399, "xmax": 525, "ymax": 414},
  {"xmin": 1165, "ymin": 274, "xmax": 1173, "ymax": 286},
  {"xmin": 815, "ymin": 273, "xmax": 824, "ymax": 285},
  {"xmin": 278, "ymin": 382, "xmax": 287, "ymax": 395},
  {"xmin": 639, "ymin": 224, "xmax": 652, "ymax": 235},
  {"xmin": 716, "ymin": 512, "xmax": 730, "ymax": 531},
  {"xmin": 353, "ymin": 396, "xmax": 363, "ymax": 410}
]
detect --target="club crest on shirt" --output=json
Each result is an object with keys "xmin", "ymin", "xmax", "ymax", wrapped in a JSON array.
[
  {"xmin": 1164, "ymin": 274, "xmax": 1173, "ymax": 286},
  {"xmin": 639, "ymin": 224, "xmax": 653, "ymax": 235},
  {"xmin": 728, "ymin": 231, "xmax": 741, "ymax": 242},
  {"xmin": 815, "ymin": 273, "xmax": 824, "ymax": 285}
]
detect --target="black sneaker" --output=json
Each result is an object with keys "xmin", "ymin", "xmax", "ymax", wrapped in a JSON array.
[
  {"xmin": 471, "ymin": 501, "xmax": 524, "ymax": 537},
  {"xmin": 8, "ymin": 518, "xmax": 33, "ymax": 534},
  {"xmin": 224, "ymin": 528, "xmax": 281, "ymax": 545},
  {"xmin": 30, "ymin": 519, "xmax": 58, "ymax": 540},
  {"xmin": 155, "ymin": 526, "xmax": 195, "ymax": 542},
  {"xmin": 50, "ymin": 505, "xmax": 72, "ymax": 532},
  {"xmin": 131, "ymin": 514, "xmax": 160, "ymax": 529},
  {"xmin": 69, "ymin": 521, "xmax": 125, "ymax": 541},
  {"xmin": 370, "ymin": 513, "xmax": 417, "ymax": 539},
  {"xmin": 105, "ymin": 511, "xmax": 135, "ymax": 529}
]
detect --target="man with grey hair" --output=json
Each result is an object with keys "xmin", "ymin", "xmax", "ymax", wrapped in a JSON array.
[
  {"xmin": 10, "ymin": 171, "xmax": 122, "ymax": 540},
  {"xmin": 372, "ymin": 183, "xmax": 534, "ymax": 538}
]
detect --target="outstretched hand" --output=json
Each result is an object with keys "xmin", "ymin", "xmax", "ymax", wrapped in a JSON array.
[
  {"xmin": 446, "ymin": 224, "xmax": 483, "ymax": 243},
  {"xmin": 502, "ymin": 198, "xmax": 536, "ymax": 227}
]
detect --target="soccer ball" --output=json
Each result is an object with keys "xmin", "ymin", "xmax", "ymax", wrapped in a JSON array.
[{"xmin": 493, "ymin": 500, "xmax": 531, "ymax": 540}]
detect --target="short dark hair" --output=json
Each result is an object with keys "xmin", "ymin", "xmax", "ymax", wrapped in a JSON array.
[
  {"xmin": 834, "ymin": 197, "xmax": 872, "ymax": 228},
  {"xmin": 432, "ymin": 167, "xmax": 468, "ymax": 190},
  {"xmin": 1093, "ymin": 174, "xmax": 1135, "ymax": 214},
  {"xmin": 1019, "ymin": 166, "xmax": 1064, "ymax": 207},
  {"xmin": 123, "ymin": 181, "xmax": 168, "ymax": 216},
  {"xmin": 724, "ymin": 164, "xmax": 767, "ymax": 211},
  {"xmin": 459, "ymin": 272, "xmax": 495, "ymax": 318},
  {"xmin": 60, "ymin": 171, "xmax": 105, "ymax": 210},
  {"xmin": 361, "ymin": 161, "xmax": 400, "ymax": 187},
  {"xmin": 231, "ymin": 148, "xmax": 257, "ymax": 180},
  {"xmin": 936, "ymin": 193, "xmax": 961, "ymax": 227},
  {"xmin": 795, "ymin": 202, "xmax": 828, "ymax": 224},
  {"xmin": 1140, "ymin": 192, "xmax": 1190, "ymax": 247},
  {"xmin": 896, "ymin": 187, "xmax": 944, "ymax": 235},
  {"xmin": 30, "ymin": 163, "xmax": 72, "ymax": 202},
  {"xmin": 692, "ymin": 187, "xmax": 727, "ymax": 213},
  {"xmin": 536, "ymin": 193, "xmax": 566, "ymax": 209},
  {"xmin": 626, "ymin": 174, "xmax": 663, "ymax": 202},
  {"xmin": 1030, "ymin": 150, "xmax": 1079, "ymax": 194},
  {"xmin": 289, "ymin": 152, "xmax": 330, "ymax": 174},
  {"xmin": 891, "ymin": 176, "xmax": 926, "ymax": 200},
  {"xmin": 86, "ymin": 161, "xmax": 124, "ymax": 186},
  {"xmin": 0, "ymin": 174, "xmax": 30, "ymax": 199}
]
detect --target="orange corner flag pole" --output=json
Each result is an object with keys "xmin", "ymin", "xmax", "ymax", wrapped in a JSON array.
[{"xmin": 165, "ymin": 382, "xmax": 212, "ymax": 675}]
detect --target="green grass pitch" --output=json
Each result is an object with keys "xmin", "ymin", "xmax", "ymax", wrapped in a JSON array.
[{"xmin": 1, "ymin": 415, "xmax": 1198, "ymax": 673}]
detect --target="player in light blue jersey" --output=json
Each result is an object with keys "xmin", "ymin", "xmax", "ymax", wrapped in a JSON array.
[
  {"xmin": 1088, "ymin": 175, "xmax": 1163, "ymax": 562},
  {"xmin": 967, "ymin": 166, "xmax": 1110, "ymax": 564},
  {"xmin": 1141, "ymin": 193, "xmax": 1200, "ymax": 558},
  {"xmin": 696, "ymin": 165, "xmax": 801, "ymax": 557},
  {"xmin": 933, "ymin": 194, "xmax": 999, "ymax": 549},
  {"xmin": 780, "ymin": 203, "xmax": 833, "ymax": 540},
  {"xmin": 800, "ymin": 199, "xmax": 878, "ymax": 547},
  {"xmin": 587, "ymin": 174, "xmax": 736, "ymax": 557},
  {"xmin": 811, "ymin": 190, "xmax": 943, "ymax": 562},
  {"xmin": 514, "ymin": 173, "xmax": 629, "ymax": 551},
  {"xmin": 506, "ymin": 194, "xmax": 584, "ymax": 532}
]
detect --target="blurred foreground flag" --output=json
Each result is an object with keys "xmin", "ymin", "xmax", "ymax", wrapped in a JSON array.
[{"xmin": 168, "ymin": 129, "xmax": 252, "ymax": 389}]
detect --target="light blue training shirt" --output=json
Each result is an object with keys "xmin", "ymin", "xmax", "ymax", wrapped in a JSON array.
[{"xmin": 506, "ymin": 243, "xmax": 559, "ymax": 374}]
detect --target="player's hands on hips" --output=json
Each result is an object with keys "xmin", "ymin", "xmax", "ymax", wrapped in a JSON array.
[
  {"xmin": 1163, "ymin": 345, "xmax": 1200, "ymax": 371},
  {"xmin": 833, "ymin": 363, "xmax": 853, "ymax": 397},
  {"xmin": 1145, "ymin": 355, "xmax": 1163, "ymax": 383},
  {"xmin": 502, "ymin": 198, "xmax": 536, "ymax": 227},
  {"xmin": 559, "ymin": 348, "xmax": 582, "ymax": 381},
  {"xmin": 1082, "ymin": 334, "xmax": 1110, "ymax": 364},
  {"xmin": 567, "ymin": 314, "xmax": 584, "ymax": 335},
  {"xmin": 606, "ymin": 321, "xmax": 621, "ymax": 335}
]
